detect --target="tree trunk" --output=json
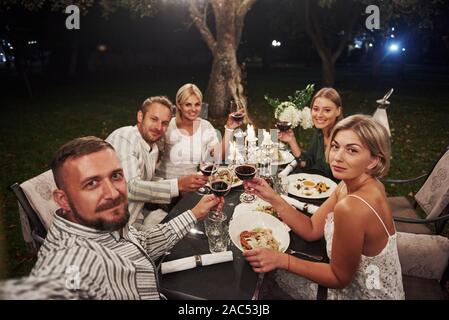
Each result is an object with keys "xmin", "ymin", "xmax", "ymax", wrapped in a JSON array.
[
  {"xmin": 189, "ymin": 0, "xmax": 256, "ymax": 120},
  {"xmin": 321, "ymin": 55, "xmax": 335, "ymax": 87},
  {"xmin": 206, "ymin": 42, "xmax": 241, "ymax": 118}
]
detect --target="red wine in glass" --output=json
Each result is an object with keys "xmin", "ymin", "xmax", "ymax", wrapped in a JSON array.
[
  {"xmin": 200, "ymin": 164, "xmax": 217, "ymax": 176},
  {"xmin": 235, "ymin": 165, "xmax": 257, "ymax": 203},
  {"xmin": 276, "ymin": 121, "xmax": 292, "ymax": 132},
  {"xmin": 234, "ymin": 165, "xmax": 257, "ymax": 180},
  {"xmin": 210, "ymin": 180, "xmax": 231, "ymax": 197},
  {"xmin": 231, "ymin": 112, "xmax": 244, "ymax": 122}
]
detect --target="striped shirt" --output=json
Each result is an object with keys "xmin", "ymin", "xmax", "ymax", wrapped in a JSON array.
[
  {"xmin": 106, "ymin": 126, "xmax": 179, "ymax": 229},
  {"xmin": 0, "ymin": 209, "xmax": 196, "ymax": 300}
]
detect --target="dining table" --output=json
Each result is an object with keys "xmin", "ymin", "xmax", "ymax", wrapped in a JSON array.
[{"xmin": 158, "ymin": 181, "xmax": 330, "ymax": 300}]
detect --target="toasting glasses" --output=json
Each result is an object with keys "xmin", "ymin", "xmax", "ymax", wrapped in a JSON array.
[
  {"xmin": 234, "ymin": 164, "xmax": 257, "ymax": 203},
  {"xmin": 196, "ymin": 162, "xmax": 218, "ymax": 195},
  {"xmin": 209, "ymin": 167, "xmax": 233, "ymax": 215}
]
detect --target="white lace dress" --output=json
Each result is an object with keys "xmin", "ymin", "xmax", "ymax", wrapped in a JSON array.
[{"xmin": 274, "ymin": 195, "xmax": 405, "ymax": 300}]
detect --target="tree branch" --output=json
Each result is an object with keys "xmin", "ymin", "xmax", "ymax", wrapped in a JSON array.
[
  {"xmin": 235, "ymin": 0, "xmax": 257, "ymax": 46},
  {"xmin": 188, "ymin": 0, "xmax": 217, "ymax": 53},
  {"xmin": 332, "ymin": 4, "xmax": 362, "ymax": 63},
  {"xmin": 304, "ymin": 0, "xmax": 328, "ymax": 60}
]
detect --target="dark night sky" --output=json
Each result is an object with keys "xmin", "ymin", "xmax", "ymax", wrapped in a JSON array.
[{"xmin": 1, "ymin": 1, "xmax": 448, "ymax": 75}]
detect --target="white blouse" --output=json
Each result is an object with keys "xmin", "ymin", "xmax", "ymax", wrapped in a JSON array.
[{"xmin": 155, "ymin": 118, "xmax": 219, "ymax": 179}]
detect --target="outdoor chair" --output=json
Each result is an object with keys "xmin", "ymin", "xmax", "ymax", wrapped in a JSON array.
[
  {"xmin": 10, "ymin": 170, "xmax": 58, "ymax": 252},
  {"xmin": 383, "ymin": 146, "xmax": 449, "ymax": 299},
  {"xmin": 383, "ymin": 146, "xmax": 449, "ymax": 235}
]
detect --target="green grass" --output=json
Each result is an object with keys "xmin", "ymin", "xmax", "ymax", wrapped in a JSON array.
[{"xmin": 1, "ymin": 64, "xmax": 449, "ymax": 279}]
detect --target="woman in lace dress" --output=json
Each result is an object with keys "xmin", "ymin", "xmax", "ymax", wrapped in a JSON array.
[{"xmin": 243, "ymin": 115, "xmax": 404, "ymax": 300}]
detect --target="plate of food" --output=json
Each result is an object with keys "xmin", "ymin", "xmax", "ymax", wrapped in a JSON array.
[
  {"xmin": 229, "ymin": 211, "xmax": 290, "ymax": 252},
  {"xmin": 233, "ymin": 197, "xmax": 281, "ymax": 220},
  {"xmin": 204, "ymin": 166, "xmax": 243, "ymax": 188},
  {"xmin": 287, "ymin": 173, "xmax": 337, "ymax": 199}
]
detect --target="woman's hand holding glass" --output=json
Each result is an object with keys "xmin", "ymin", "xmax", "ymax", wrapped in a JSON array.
[
  {"xmin": 277, "ymin": 129, "xmax": 296, "ymax": 144},
  {"xmin": 227, "ymin": 101, "xmax": 245, "ymax": 129},
  {"xmin": 243, "ymin": 177, "xmax": 280, "ymax": 204}
]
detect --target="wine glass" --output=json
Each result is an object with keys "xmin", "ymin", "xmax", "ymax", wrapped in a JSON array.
[
  {"xmin": 234, "ymin": 164, "xmax": 257, "ymax": 203},
  {"xmin": 230, "ymin": 100, "xmax": 244, "ymax": 125},
  {"xmin": 209, "ymin": 168, "xmax": 232, "ymax": 215},
  {"xmin": 196, "ymin": 162, "xmax": 218, "ymax": 195},
  {"xmin": 276, "ymin": 121, "xmax": 292, "ymax": 132}
]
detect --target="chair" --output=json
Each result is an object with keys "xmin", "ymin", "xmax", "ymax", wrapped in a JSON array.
[
  {"xmin": 397, "ymin": 232, "xmax": 449, "ymax": 299},
  {"xmin": 383, "ymin": 146, "xmax": 449, "ymax": 299},
  {"xmin": 383, "ymin": 146, "xmax": 449, "ymax": 235},
  {"xmin": 10, "ymin": 170, "xmax": 58, "ymax": 252}
]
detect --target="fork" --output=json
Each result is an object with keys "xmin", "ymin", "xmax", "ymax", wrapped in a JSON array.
[
  {"xmin": 251, "ymin": 273, "xmax": 265, "ymax": 300},
  {"xmin": 287, "ymin": 249, "xmax": 323, "ymax": 262}
]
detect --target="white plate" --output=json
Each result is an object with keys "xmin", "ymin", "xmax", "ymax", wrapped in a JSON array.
[
  {"xmin": 256, "ymin": 149, "xmax": 294, "ymax": 166},
  {"xmin": 287, "ymin": 173, "xmax": 337, "ymax": 199},
  {"xmin": 202, "ymin": 167, "xmax": 243, "ymax": 188},
  {"xmin": 233, "ymin": 198, "xmax": 290, "ymax": 231},
  {"xmin": 274, "ymin": 151, "xmax": 295, "ymax": 166},
  {"xmin": 229, "ymin": 211, "xmax": 290, "ymax": 253}
]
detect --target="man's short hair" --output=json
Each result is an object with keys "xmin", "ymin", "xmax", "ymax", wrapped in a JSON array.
[
  {"xmin": 139, "ymin": 96, "xmax": 173, "ymax": 115},
  {"xmin": 51, "ymin": 136, "xmax": 114, "ymax": 188}
]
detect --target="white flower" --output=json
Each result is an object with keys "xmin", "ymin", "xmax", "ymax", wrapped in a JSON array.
[
  {"xmin": 276, "ymin": 103, "xmax": 301, "ymax": 128},
  {"xmin": 299, "ymin": 107, "xmax": 313, "ymax": 129}
]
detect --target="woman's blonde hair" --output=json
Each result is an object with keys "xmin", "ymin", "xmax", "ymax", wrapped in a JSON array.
[
  {"xmin": 175, "ymin": 83, "xmax": 203, "ymax": 121},
  {"xmin": 311, "ymin": 87, "xmax": 344, "ymax": 123},
  {"xmin": 328, "ymin": 114, "xmax": 391, "ymax": 178}
]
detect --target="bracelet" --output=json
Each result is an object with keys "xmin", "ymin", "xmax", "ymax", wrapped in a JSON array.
[{"xmin": 224, "ymin": 125, "xmax": 234, "ymax": 132}]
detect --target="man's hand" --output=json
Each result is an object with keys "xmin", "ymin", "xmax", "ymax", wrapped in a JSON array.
[
  {"xmin": 178, "ymin": 173, "xmax": 208, "ymax": 193},
  {"xmin": 191, "ymin": 195, "xmax": 223, "ymax": 220}
]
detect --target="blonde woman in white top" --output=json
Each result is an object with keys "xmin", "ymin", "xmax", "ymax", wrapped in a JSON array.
[
  {"xmin": 156, "ymin": 83, "xmax": 243, "ymax": 179},
  {"xmin": 243, "ymin": 115, "xmax": 404, "ymax": 299}
]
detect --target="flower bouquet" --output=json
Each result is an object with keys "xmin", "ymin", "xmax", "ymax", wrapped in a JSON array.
[{"xmin": 265, "ymin": 84, "xmax": 315, "ymax": 130}]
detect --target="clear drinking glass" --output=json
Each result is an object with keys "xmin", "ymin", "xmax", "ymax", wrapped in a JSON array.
[{"xmin": 204, "ymin": 210, "xmax": 228, "ymax": 253}]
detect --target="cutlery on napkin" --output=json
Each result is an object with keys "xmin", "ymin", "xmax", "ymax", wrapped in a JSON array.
[
  {"xmin": 278, "ymin": 159, "xmax": 297, "ymax": 177},
  {"xmin": 280, "ymin": 195, "xmax": 319, "ymax": 214},
  {"xmin": 161, "ymin": 251, "xmax": 233, "ymax": 274}
]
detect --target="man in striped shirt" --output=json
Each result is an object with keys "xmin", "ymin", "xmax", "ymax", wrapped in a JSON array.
[
  {"xmin": 106, "ymin": 96, "xmax": 209, "ymax": 230},
  {"xmin": 0, "ymin": 136, "xmax": 221, "ymax": 299}
]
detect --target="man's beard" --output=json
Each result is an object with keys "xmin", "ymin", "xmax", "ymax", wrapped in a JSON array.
[{"xmin": 69, "ymin": 195, "xmax": 130, "ymax": 231}]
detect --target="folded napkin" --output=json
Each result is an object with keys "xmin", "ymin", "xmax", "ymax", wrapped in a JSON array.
[
  {"xmin": 281, "ymin": 195, "xmax": 319, "ymax": 215},
  {"xmin": 161, "ymin": 251, "xmax": 233, "ymax": 274},
  {"xmin": 278, "ymin": 159, "xmax": 297, "ymax": 177}
]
